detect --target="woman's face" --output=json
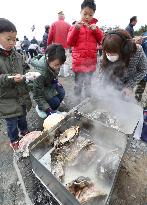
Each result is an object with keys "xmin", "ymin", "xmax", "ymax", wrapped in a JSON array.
[
  {"xmin": 0, "ymin": 32, "xmax": 17, "ymax": 50},
  {"xmin": 48, "ymin": 59, "xmax": 61, "ymax": 71},
  {"xmin": 80, "ymin": 7, "xmax": 94, "ymax": 23}
]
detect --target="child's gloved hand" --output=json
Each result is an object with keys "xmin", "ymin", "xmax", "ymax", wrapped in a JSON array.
[
  {"xmin": 46, "ymin": 108, "xmax": 56, "ymax": 116},
  {"xmin": 52, "ymin": 79, "xmax": 62, "ymax": 88}
]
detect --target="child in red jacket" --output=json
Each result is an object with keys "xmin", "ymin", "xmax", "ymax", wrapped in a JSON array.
[{"xmin": 67, "ymin": 0, "xmax": 103, "ymax": 102}]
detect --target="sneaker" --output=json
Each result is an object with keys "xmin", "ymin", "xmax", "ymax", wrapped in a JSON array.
[
  {"xmin": 10, "ymin": 141, "xmax": 19, "ymax": 151},
  {"xmin": 35, "ymin": 105, "xmax": 47, "ymax": 118},
  {"xmin": 20, "ymin": 130, "xmax": 29, "ymax": 137}
]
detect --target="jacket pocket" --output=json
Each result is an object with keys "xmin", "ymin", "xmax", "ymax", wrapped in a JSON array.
[{"xmin": 0, "ymin": 98, "xmax": 21, "ymax": 118}]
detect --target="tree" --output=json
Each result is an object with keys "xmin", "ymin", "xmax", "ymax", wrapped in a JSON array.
[{"xmin": 134, "ymin": 25, "xmax": 147, "ymax": 36}]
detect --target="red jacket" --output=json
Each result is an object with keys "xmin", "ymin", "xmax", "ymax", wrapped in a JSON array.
[
  {"xmin": 67, "ymin": 18, "xmax": 103, "ymax": 73},
  {"xmin": 47, "ymin": 19, "xmax": 71, "ymax": 49}
]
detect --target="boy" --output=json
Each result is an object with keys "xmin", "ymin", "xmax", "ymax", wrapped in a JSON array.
[
  {"xmin": 31, "ymin": 44, "xmax": 66, "ymax": 118},
  {"xmin": 0, "ymin": 18, "xmax": 32, "ymax": 151}
]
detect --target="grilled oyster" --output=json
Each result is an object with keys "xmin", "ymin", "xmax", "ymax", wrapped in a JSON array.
[
  {"xmin": 58, "ymin": 126, "xmax": 79, "ymax": 144},
  {"xmin": 51, "ymin": 147, "xmax": 67, "ymax": 181},
  {"xmin": 67, "ymin": 136, "xmax": 98, "ymax": 170},
  {"xmin": 67, "ymin": 176, "xmax": 107, "ymax": 204}
]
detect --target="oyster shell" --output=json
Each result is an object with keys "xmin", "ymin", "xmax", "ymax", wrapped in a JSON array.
[
  {"xmin": 67, "ymin": 176, "xmax": 107, "ymax": 204},
  {"xmin": 58, "ymin": 125, "xmax": 79, "ymax": 144}
]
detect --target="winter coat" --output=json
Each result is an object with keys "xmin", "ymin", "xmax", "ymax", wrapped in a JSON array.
[
  {"xmin": 101, "ymin": 45, "xmax": 147, "ymax": 90},
  {"xmin": 31, "ymin": 56, "xmax": 58, "ymax": 111},
  {"xmin": 125, "ymin": 23, "xmax": 134, "ymax": 38},
  {"xmin": 0, "ymin": 50, "xmax": 32, "ymax": 119},
  {"xmin": 67, "ymin": 18, "xmax": 103, "ymax": 73},
  {"xmin": 47, "ymin": 19, "xmax": 71, "ymax": 49},
  {"xmin": 142, "ymin": 31, "xmax": 147, "ymax": 57}
]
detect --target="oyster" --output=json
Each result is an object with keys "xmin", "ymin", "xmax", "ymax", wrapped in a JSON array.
[
  {"xmin": 67, "ymin": 136, "xmax": 98, "ymax": 170},
  {"xmin": 51, "ymin": 147, "xmax": 67, "ymax": 181},
  {"xmin": 67, "ymin": 176, "xmax": 107, "ymax": 204},
  {"xmin": 58, "ymin": 125, "xmax": 79, "ymax": 144}
]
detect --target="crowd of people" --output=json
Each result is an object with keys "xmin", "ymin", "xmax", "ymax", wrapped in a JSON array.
[{"xmin": 0, "ymin": 0, "xmax": 147, "ymax": 151}]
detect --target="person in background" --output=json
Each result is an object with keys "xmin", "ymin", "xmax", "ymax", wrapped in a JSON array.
[
  {"xmin": 126, "ymin": 16, "xmax": 137, "ymax": 38},
  {"xmin": 125, "ymin": 16, "xmax": 143, "ymax": 44},
  {"xmin": 21, "ymin": 35, "xmax": 30, "ymax": 57},
  {"xmin": 0, "ymin": 18, "xmax": 32, "ymax": 151},
  {"xmin": 47, "ymin": 11, "xmax": 70, "ymax": 48},
  {"xmin": 28, "ymin": 42, "xmax": 40, "ymax": 58},
  {"xmin": 30, "ymin": 36, "xmax": 38, "ymax": 45},
  {"xmin": 67, "ymin": 0, "xmax": 103, "ymax": 101},
  {"xmin": 32, "ymin": 44, "xmax": 66, "ymax": 118},
  {"xmin": 41, "ymin": 25, "xmax": 50, "ymax": 52},
  {"xmin": 15, "ymin": 38, "xmax": 22, "ymax": 54},
  {"xmin": 48, "ymin": 11, "xmax": 71, "ymax": 77}
]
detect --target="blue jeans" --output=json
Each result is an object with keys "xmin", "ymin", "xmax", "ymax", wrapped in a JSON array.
[
  {"xmin": 5, "ymin": 107, "xmax": 28, "ymax": 143},
  {"xmin": 48, "ymin": 85, "xmax": 65, "ymax": 110}
]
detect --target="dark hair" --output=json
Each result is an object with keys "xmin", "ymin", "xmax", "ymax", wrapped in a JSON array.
[
  {"xmin": 102, "ymin": 29, "xmax": 137, "ymax": 67},
  {"xmin": 0, "ymin": 18, "xmax": 17, "ymax": 33},
  {"xmin": 130, "ymin": 16, "xmax": 137, "ymax": 23},
  {"xmin": 45, "ymin": 44, "xmax": 66, "ymax": 64},
  {"xmin": 81, "ymin": 0, "xmax": 96, "ymax": 12}
]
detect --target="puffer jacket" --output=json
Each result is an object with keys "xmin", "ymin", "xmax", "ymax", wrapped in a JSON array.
[
  {"xmin": 67, "ymin": 18, "xmax": 103, "ymax": 73},
  {"xmin": 0, "ymin": 50, "xmax": 32, "ymax": 119},
  {"xmin": 31, "ymin": 56, "xmax": 59, "ymax": 111},
  {"xmin": 47, "ymin": 19, "xmax": 71, "ymax": 49}
]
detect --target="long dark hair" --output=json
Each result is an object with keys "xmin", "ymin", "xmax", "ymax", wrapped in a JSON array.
[{"xmin": 102, "ymin": 29, "xmax": 137, "ymax": 68}]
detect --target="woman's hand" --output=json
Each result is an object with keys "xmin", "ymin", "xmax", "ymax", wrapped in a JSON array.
[
  {"xmin": 14, "ymin": 74, "xmax": 24, "ymax": 82},
  {"xmin": 134, "ymin": 36, "xmax": 143, "ymax": 44},
  {"xmin": 122, "ymin": 87, "xmax": 133, "ymax": 100}
]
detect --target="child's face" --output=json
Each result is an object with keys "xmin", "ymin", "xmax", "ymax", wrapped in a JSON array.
[
  {"xmin": 80, "ymin": 7, "xmax": 95, "ymax": 23},
  {"xmin": 48, "ymin": 59, "xmax": 61, "ymax": 71},
  {"xmin": 0, "ymin": 32, "xmax": 17, "ymax": 50}
]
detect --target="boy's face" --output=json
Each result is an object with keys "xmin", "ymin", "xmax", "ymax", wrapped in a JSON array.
[
  {"xmin": 80, "ymin": 7, "xmax": 95, "ymax": 23},
  {"xmin": 48, "ymin": 59, "xmax": 61, "ymax": 71},
  {"xmin": 0, "ymin": 32, "xmax": 17, "ymax": 50}
]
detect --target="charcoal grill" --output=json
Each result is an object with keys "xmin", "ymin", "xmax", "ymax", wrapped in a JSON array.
[{"xmin": 30, "ymin": 111, "xmax": 127, "ymax": 205}]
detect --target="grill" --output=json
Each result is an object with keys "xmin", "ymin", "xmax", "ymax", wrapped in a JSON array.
[
  {"xmin": 30, "ymin": 110, "xmax": 128, "ymax": 205},
  {"xmin": 76, "ymin": 97, "xmax": 142, "ymax": 134}
]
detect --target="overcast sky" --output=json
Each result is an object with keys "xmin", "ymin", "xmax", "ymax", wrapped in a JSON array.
[{"xmin": 1, "ymin": 0, "xmax": 147, "ymax": 40}]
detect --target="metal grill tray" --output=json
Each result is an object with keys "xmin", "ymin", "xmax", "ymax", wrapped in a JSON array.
[
  {"xmin": 30, "ymin": 112, "xmax": 127, "ymax": 205},
  {"xmin": 76, "ymin": 98, "xmax": 142, "ymax": 134}
]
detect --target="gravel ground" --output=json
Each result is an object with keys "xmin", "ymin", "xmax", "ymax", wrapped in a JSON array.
[{"xmin": 0, "ymin": 70, "xmax": 147, "ymax": 205}]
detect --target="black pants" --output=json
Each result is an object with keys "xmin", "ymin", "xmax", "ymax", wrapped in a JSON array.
[
  {"xmin": 28, "ymin": 49, "xmax": 38, "ymax": 58},
  {"xmin": 74, "ymin": 72, "xmax": 93, "ymax": 98}
]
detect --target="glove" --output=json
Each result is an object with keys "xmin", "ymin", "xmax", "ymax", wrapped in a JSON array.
[
  {"xmin": 52, "ymin": 79, "xmax": 62, "ymax": 89},
  {"xmin": 46, "ymin": 108, "xmax": 56, "ymax": 116}
]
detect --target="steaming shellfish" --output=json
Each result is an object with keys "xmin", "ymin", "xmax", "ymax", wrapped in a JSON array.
[
  {"xmin": 58, "ymin": 125, "xmax": 79, "ymax": 144},
  {"xmin": 67, "ymin": 176, "xmax": 107, "ymax": 204}
]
